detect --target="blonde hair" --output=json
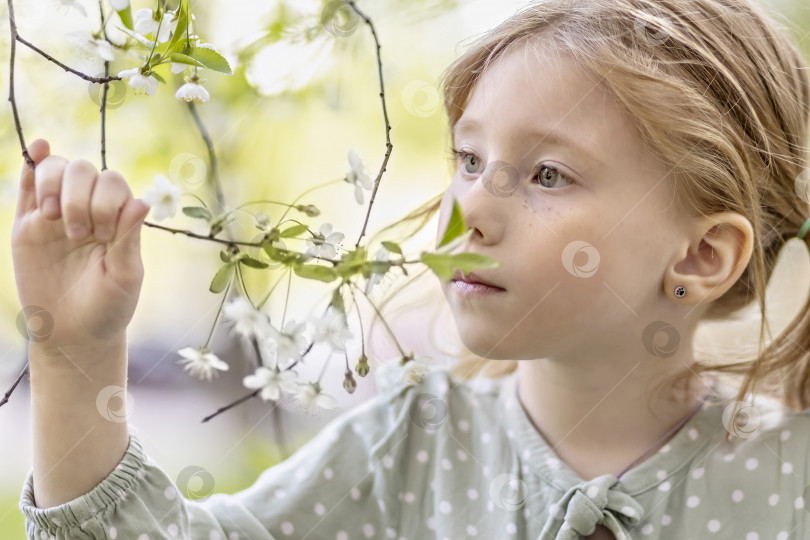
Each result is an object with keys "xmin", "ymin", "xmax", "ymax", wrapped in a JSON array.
[{"xmin": 367, "ymin": 0, "xmax": 810, "ymax": 428}]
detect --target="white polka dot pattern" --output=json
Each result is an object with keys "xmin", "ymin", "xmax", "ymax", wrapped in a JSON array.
[{"xmin": 16, "ymin": 368, "xmax": 810, "ymax": 540}]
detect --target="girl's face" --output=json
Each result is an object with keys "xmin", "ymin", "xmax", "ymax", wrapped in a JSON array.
[{"xmin": 437, "ymin": 43, "xmax": 687, "ymax": 361}]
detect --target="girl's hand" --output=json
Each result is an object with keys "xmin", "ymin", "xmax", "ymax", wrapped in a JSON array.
[{"xmin": 11, "ymin": 139, "xmax": 152, "ymax": 361}]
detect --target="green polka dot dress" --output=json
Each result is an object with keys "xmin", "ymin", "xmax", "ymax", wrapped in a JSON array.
[{"xmin": 19, "ymin": 367, "xmax": 810, "ymax": 538}]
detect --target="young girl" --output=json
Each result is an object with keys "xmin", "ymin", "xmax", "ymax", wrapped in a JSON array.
[{"xmin": 13, "ymin": 0, "xmax": 810, "ymax": 538}]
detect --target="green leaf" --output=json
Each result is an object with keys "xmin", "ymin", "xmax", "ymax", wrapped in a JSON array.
[
  {"xmin": 263, "ymin": 243, "xmax": 304, "ymax": 266},
  {"xmin": 169, "ymin": 52, "xmax": 206, "ymax": 69},
  {"xmin": 437, "ymin": 198, "xmax": 468, "ymax": 249},
  {"xmin": 166, "ymin": 0, "xmax": 189, "ymax": 54},
  {"xmin": 117, "ymin": 6, "xmax": 134, "ymax": 31},
  {"xmin": 219, "ymin": 251, "xmax": 230, "ymax": 263},
  {"xmin": 419, "ymin": 252, "xmax": 501, "ymax": 281},
  {"xmin": 192, "ymin": 47, "xmax": 233, "ymax": 75},
  {"xmin": 182, "ymin": 206, "xmax": 212, "ymax": 220},
  {"xmin": 381, "ymin": 241, "xmax": 402, "ymax": 255},
  {"xmin": 209, "ymin": 263, "xmax": 234, "ymax": 293},
  {"xmin": 293, "ymin": 264, "xmax": 339, "ymax": 283},
  {"xmin": 239, "ymin": 255, "xmax": 269, "ymax": 269},
  {"xmin": 279, "ymin": 224, "xmax": 309, "ymax": 238}
]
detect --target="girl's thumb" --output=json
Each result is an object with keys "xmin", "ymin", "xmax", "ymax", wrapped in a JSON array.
[{"xmin": 107, "ymin": 198, "xmax": 151, "ymax": 276}]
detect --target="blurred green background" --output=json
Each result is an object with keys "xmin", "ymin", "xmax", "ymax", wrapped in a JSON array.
[{"xmin": 0, "ymin": 0, "xmax": 808, "ymax": 538}]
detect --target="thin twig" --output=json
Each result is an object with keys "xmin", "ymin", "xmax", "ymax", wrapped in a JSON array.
[
  {"xmin": 141, "ymin": 220, "xmax": 345, "ymax": 267},
  {"xmin": 7, "ymin": 0, "xmax": 32, "ymax": 168},
  {"xmin": 250, "ymin": 334, "xmax": 263, "ymax": 371},
  {"xmin": 99, "ymin": 1, "xmax": 110, "ymax": 170},
  {"xmin": 15, "ymin": 34, "xmax": 121, "ymax": 83},
  {"xmin": 0, "ymin": 363, "xmax": 28, "ymax": 408},
  {"xmin": 201, "ymin": 388, "xmax": 261, "ymax": 422},
  {"xmin": 346, "ymin": 0, "xmax": 394, "ymax": 249},
  {"xmin": 349, "ymin": 281, "xmax": 406, "ymax": 357},
  {"xmin": 348, "ymin": 284, "xmax": 366, "ymax": 358},
  {"xmin": 185, "ymin": 100, "xmax": 224, "ymax": 213}
]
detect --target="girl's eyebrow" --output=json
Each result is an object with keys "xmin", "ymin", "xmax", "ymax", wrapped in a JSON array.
[{"xmin": 453, "ymin": 117, "xmax": 604, "ymax": 166}]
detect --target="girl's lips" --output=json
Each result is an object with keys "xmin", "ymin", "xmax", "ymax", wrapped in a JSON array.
[
  {"xmin": 451, "ymin": 269, "xmax": 504, "ymax": 290},
  {"xmin": 451, "ymin": 280, "xmax": 506, "ymax": 295}
]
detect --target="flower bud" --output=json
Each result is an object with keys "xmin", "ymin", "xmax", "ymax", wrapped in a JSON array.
[
  {"xmin": 355, "ymin": 354, "xmax": 369, "ymax": 377},
  {"xmin": 296, "ymin": 204, "xmax": 320, "ymax": 217},
  {"xmin": 343, "ymin": 368, "xmax": 357, "ymax": 394}
]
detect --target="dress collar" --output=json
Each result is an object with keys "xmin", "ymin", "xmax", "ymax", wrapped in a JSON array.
[
  {"xmin": 493, "ymin": 371, "xmax": 733, "ymax": 539},
  {"xmin": 496, "ymin": 369, "xmax": 730, "ymax": 495}
]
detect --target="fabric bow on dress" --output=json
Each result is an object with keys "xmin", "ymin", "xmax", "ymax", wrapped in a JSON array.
[{"xmin": 538, "ymin": 473, "xmax": 644, "ymax": 540}]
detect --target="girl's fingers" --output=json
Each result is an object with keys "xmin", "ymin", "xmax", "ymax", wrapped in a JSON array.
[
  {"xmin": 33, "ymin": 154, "xmax": 69, "ymax": 221},
  {"xmin": 16, "ymin": 139, "xmax": 51, "ymax": 217},
  {"xmin": 60, "ymin": 159, "xmax": 99, "ymax": 241},
  {"xmin": 90, "ymin": 170, "xmax": 132, "ymax": 243}
]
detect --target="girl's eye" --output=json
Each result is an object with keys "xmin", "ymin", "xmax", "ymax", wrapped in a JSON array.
[
  {"xmin": 533, "ymin": 165, "xmax": 574, "ymax": 189},
  {"xmin": 452, "ymin": 150, "xmax": 484, "ymax": 175}
]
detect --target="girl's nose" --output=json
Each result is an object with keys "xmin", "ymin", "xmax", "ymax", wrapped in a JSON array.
[{"xmin": 455, "ymin": 162, "xmax": 513, "ymax": 246}]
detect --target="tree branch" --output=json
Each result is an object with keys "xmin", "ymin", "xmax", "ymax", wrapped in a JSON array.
[
  {"xmin": 15, "ymin": 34, "xmax": 122, "ymax": 83},
  {"xmin": 346, "ymin": 0, "xmax": 394, "ymax": 249}
]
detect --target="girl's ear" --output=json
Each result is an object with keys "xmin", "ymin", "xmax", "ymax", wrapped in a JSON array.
[{"xmin": 666, "ymin": 212, "xmax": 754, "ymax": 305}]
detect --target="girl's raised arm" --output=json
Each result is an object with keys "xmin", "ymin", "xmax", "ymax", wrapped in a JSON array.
[
  {"xmin": 12, "ymin": 138, "xmax": 149, "ymax": 509},
  {"xmin": 12, "ymin": 142, "xmax": 420, "ymax": 537}
]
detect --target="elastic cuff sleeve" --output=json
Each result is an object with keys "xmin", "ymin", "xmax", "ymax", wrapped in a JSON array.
[{"xmin": 19, "ymin": 433, "xmax": 145, "ymax": 537}]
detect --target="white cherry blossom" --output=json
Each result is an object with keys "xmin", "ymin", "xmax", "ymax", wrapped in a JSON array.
[
  {"xmin": 142, "ymin": 174, "xmax": 182, "ymax": 220},
  {"xmin": 308, "ymin": 307, "xmax": 353, "ymax": 352},
  {"xmin": 243, "ymin": 366, "xmax": 299, "ymax": 401},
  {"xmin": 175, "ymin": 81, "xmax": 210, "ymax": 104},
  {"xmin": 223, "ymin": 297, "xmax": 271, "ymax": 340},
  {"xmin": 66, "ymin": 32, "xmax": 115, "ymax": 62},
  {"xmin": 345, "ymin": 148, "xmax": 373, "ymax": 204},
  {"xmin": 134, "ymin": 7, "xmax": 178, "ymax": 43},
  {"xmin": 117, "ymin": 67, "xmax": 159, "ymax": 95},
  {"xmin": 177, "ymin": 346, "xmax": 229, "ymax": 381},
  {"xmin": 264, "ymin": 319, "xmax": 308, "ymax": 367},
  {"xmin": 292, "ymin": 381, "xmax": 337, "ymax": 415},
  {"xmin": 364, "ymin": 246, "xmax": 391, "ymax": 295},
  {"xmin": 305, "ymin": 222, "xmax": 344, "ymax": 259}
]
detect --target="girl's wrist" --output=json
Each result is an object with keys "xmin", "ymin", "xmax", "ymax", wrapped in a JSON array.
[{"xmin": 28, "ymin": 335, "xmax": 128, "ymax": 373}]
